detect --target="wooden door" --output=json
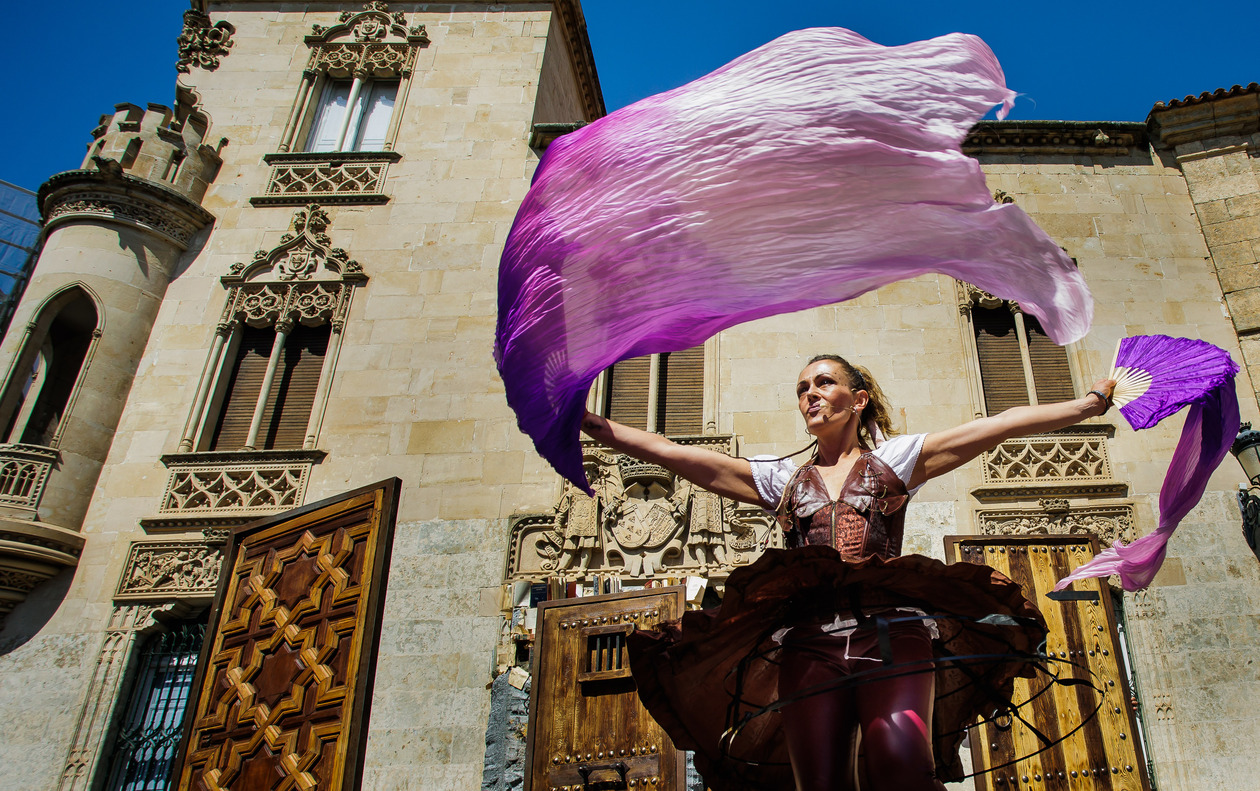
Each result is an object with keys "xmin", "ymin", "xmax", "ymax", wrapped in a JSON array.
[
  {"xmin": 527, "ymin": 588, "xmax": 688, "ymax": 791},
  {"xmin": 170, "ymin": 479, "xmax": 400, "ymax": 791},
  {"xmin": 944, "ymin": 534, "xmax": 1151, "ymax": 791}
]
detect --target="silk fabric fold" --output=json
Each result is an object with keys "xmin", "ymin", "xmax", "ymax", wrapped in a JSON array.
[
  {"xmin": 1055, "ymin": 378, "xmax": 1240, "ymax": 591},
  {"xmin": 496, "ymin": 28, "xmax": 1094, "ymax": 490}
]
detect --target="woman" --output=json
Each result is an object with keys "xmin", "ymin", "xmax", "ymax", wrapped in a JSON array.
[{"xmin": 581, "ymin": 354, "xmax": 1116, "ymax": 791}]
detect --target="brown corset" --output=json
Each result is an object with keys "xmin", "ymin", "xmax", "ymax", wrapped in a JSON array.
[{"xmin": 777, "ymin": 453, "xmax": 910, "ymax": 561}]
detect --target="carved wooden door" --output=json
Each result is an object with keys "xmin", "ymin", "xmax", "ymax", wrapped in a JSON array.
[
  {"xmin": 527, "ymin": 588, "xmax": 688, "ymax": 791},
  {"xmin": 171, "ymin": 479, "xmax": 400, "ymax": 791},
  {"xmin": 944, "ymin": 534, "xmax": 1151, "ymax": 791}
]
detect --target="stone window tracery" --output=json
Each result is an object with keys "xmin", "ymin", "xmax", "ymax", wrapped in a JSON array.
[
  {"xmin": 254, "ymin": 2, "xmax": 429, "ymax": 206},
  {"xmin": 177, "ymin": 204, "xmax": 365, "ymax": 455}
]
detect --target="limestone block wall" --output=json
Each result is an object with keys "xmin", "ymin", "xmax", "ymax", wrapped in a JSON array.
[
  {"xmin": 1149, "ymin": 89, "xmax": 1260, "ymax": 406},
  {"xmin": 0, "ymin": 4, "xmax": 597, "ymax": 791}
]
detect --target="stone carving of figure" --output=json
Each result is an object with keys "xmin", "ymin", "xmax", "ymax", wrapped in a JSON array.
[
  {"xmin": 684, "ymin": 486, "xmax": 728, "ymax": 570},
  {"xmin": 556, "ymin": 487, "xmax": 600, "ymax": 572}
]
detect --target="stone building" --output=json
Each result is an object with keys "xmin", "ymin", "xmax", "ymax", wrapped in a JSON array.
[{"xmin": 0, "ymin": 2, "xmax": 1257, "ymax": 790}]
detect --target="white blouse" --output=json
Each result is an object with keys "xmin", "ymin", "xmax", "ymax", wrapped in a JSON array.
[{"xmin": 749, "ymin": 433, "xmax": 927, "ymax": 513}]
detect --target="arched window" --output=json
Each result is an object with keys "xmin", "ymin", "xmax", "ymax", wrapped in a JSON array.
[{"xmin": 0, "ymin": 287, "xmax": 100, "ymax": 447}]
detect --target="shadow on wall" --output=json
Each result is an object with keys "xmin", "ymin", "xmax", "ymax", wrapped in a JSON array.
[{"xmin": 0, "ymin": 565, "xmax": 73, "ymax": 654}]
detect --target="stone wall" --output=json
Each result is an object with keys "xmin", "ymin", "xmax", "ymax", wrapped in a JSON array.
[{"xmin": 0, "ymin": 4, "xmax": 594, "ymax": 790}]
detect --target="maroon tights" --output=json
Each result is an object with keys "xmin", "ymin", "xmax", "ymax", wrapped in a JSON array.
[{"xmin": 778, "ymin": 622, "xmax": 946, "ymax": 791}]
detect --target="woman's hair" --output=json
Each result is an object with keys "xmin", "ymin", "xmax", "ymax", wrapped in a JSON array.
[{"xmin": 806, "ymin": 354, "xmax": 897, "ymax": 447}]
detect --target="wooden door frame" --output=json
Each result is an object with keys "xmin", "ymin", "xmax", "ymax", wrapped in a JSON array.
[
  {"xmin": 524, "ymin": 587, "xmax": 689, "ymax": 791},
  {"xmin": 943, "ymin": 533, "xmax": 1153, "ymax": 791},
  {"xmin": 169, "ymin": 477, "xmax": 401, "ymax": 791}
]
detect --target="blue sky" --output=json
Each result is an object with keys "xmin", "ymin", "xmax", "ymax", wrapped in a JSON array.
[{"xmin": 3, "ymin": 1, "xmax": 1254, "ymax": 191}]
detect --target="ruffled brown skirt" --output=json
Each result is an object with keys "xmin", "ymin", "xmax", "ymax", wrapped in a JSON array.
[{"xmin": 627, "ymin": 547, "xmax": 1047, "ymax": 791}]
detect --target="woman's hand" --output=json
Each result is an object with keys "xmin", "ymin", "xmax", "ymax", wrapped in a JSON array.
[{"xmin": 1085, "ymin": 378, "xmax": 1118, "ymax": 416}]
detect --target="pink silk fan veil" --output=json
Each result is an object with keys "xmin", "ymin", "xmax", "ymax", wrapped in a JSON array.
[{"xmin": 496, "ymin": 28, "xmax": 1094, "ymax": 493}]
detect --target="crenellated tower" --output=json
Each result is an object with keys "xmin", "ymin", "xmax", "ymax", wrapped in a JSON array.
[{"xmin": 0, "ymin": 90, "xmax": 219, "ymax": 623}]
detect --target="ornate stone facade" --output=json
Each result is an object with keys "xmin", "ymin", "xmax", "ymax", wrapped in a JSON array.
[
  {"xmin": 508, "ymin": 438, "xmax": 777, "ymax": 582},
  {"xmin": 977, "ymin": 500, "xmax": 1136, "ymax": 547},
  {"xmin": 176, "ymin": 10, "xmax": 235, "ymax": 73}
]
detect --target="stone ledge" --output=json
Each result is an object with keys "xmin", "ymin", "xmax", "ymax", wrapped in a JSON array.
[{"xmin": 963, "ymin": 121, "xmax": 1147, "ymax": 157}]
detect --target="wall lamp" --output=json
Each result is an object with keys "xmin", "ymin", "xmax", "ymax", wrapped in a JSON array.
[{"xmin": 1231, "ymin": 422, "xmax": 1260, "ymax": 562}]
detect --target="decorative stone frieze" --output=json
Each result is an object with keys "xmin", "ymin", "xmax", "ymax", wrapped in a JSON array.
[
  {"xmin": 40, "ymin": 157, "xmax": 215, "ymax": 250},
  {"xmin": 304, "ymin": 2, "xmax": 428, "ymax": 78},
  {"xmin": 955, "ymin": 279, "xmax": 1006, "ymax": 312},
  {"xmin": 175, "ymin": 10, "xmax": 235, "ymax": 73},
  {"xmin": 970, "ymin": 425, "xmax": 1127, "ymax": 501},
  {"xmin": 252, "ymin": 151, "xmax": 400, "ymax": 206},
  {"xmin": 114, "ymin": 539, "xmax": 223, "ymax": 601},
  {"xmin": 507, "ymin": 437, "xmax": 778, "ymax": 581},
  {"xmin": 977, "ymin": 501, "xmax": 1136, "ymax": 548},
  {"xmin": 964, "ymin": 120, "xmax": 1146, "ymax": 156},
  {"xmin": 140, "ymin": 449, "xmax": 325, "ymax": 532},
  {"xmin": 220, "ymin": 204, "xmax": 365, "ymax": 331}
]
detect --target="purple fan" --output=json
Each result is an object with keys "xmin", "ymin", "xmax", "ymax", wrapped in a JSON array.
[
  {"xmin": 1055, "ymin": 336, "xmax": 1241, "ymax": 591},
  {"xmin": 1109, "ymin": 335, "xmax": 1239, "ymax": 430}
]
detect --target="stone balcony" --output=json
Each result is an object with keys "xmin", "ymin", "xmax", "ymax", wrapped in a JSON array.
[{"xmin": 0, "ymin": 443, "xmax": 85, "ymax": 625}]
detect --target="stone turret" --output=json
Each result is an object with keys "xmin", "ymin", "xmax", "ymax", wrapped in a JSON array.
[{"xmin": 0, "ymin": 89, "xmax": 220, "ymax": 625}]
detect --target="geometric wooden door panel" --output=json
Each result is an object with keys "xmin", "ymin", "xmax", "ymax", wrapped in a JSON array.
[
  {"xmin": 171, "ymin": 479, "xmax": 400, "ymax": 791},
  {"xmin": 944, "ymin": 534, "xmax": 1152, "ymax": 791},
  {"xmin": 526, "ymin": 588, "xmax": 688, "ymax": 791}
]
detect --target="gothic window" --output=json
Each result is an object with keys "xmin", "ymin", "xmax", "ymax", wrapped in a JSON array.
[
  {"xmin": 964, "ymin": 289, "xmax": 1075, "ymax": 416},
  {"xmin": 596, "ymin": 345, "xmax": 705, "ymax": 435},
  {"xmin": 254, "ymin": 3, "xmax": 428, "ymax": 206},
  {"xmin": 102, "ymin": 619, "xmax": 205, "ymax": 791},
  {"xmin": 208, "ymin": 322, "xmax": 331, "ymax": 451},
  {"xmin": 177, "ymin": 205, "xmax": 366, "ymax": 454},
  {"xmin": 0, "ymin": 285, "xmax": 101, "ymax": 448}
]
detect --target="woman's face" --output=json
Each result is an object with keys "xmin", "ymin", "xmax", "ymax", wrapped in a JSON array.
[{"xmin": 796, "ymin": 360, "xmax": 868, "ymax": 436}]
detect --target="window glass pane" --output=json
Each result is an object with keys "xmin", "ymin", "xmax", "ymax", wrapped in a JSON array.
[
  {"xmin": 306, "ymin": 80, "xmax": 351, "ymax": 152},
  {"xmin": 351, "ymin": 80, "xmax": 397, "ymax": 151}
]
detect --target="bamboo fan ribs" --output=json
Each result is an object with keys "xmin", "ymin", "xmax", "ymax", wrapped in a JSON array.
[{"xmin": 1106, "ymin": 335, "xmax": 1238, "ymax": 430}]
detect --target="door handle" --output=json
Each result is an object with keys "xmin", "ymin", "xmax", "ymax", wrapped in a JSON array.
[{"xmin": 577, "ymin": 760, "xmax": 629, "ymax": 789}]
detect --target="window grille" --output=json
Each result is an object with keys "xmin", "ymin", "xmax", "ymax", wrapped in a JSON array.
[{"xmin": 103, "ymin": 621, "xmax": 205, "ymax": 791}]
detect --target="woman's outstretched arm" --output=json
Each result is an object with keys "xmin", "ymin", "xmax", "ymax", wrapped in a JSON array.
[
  {"xmin": 580, "ymin": 411, "xmax": 767, "ymax": 506},
  {"xmin": 910, "ymin": 380, "xmax": 1116, "ymax": 489}
]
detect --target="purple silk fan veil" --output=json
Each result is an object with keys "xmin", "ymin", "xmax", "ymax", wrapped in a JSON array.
[
  {"xmin": 496, "ymin": 28, "xmax": 1094, "ymax": 491},
  {"xmin": 1056, "ymin": 345, "xmax": 1241, "ymax": 591}
]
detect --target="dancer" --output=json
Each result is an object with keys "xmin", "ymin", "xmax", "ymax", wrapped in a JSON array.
[{"xmin": 580, "ymin": 354, "xmax": 1116, "ymax": 791}]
